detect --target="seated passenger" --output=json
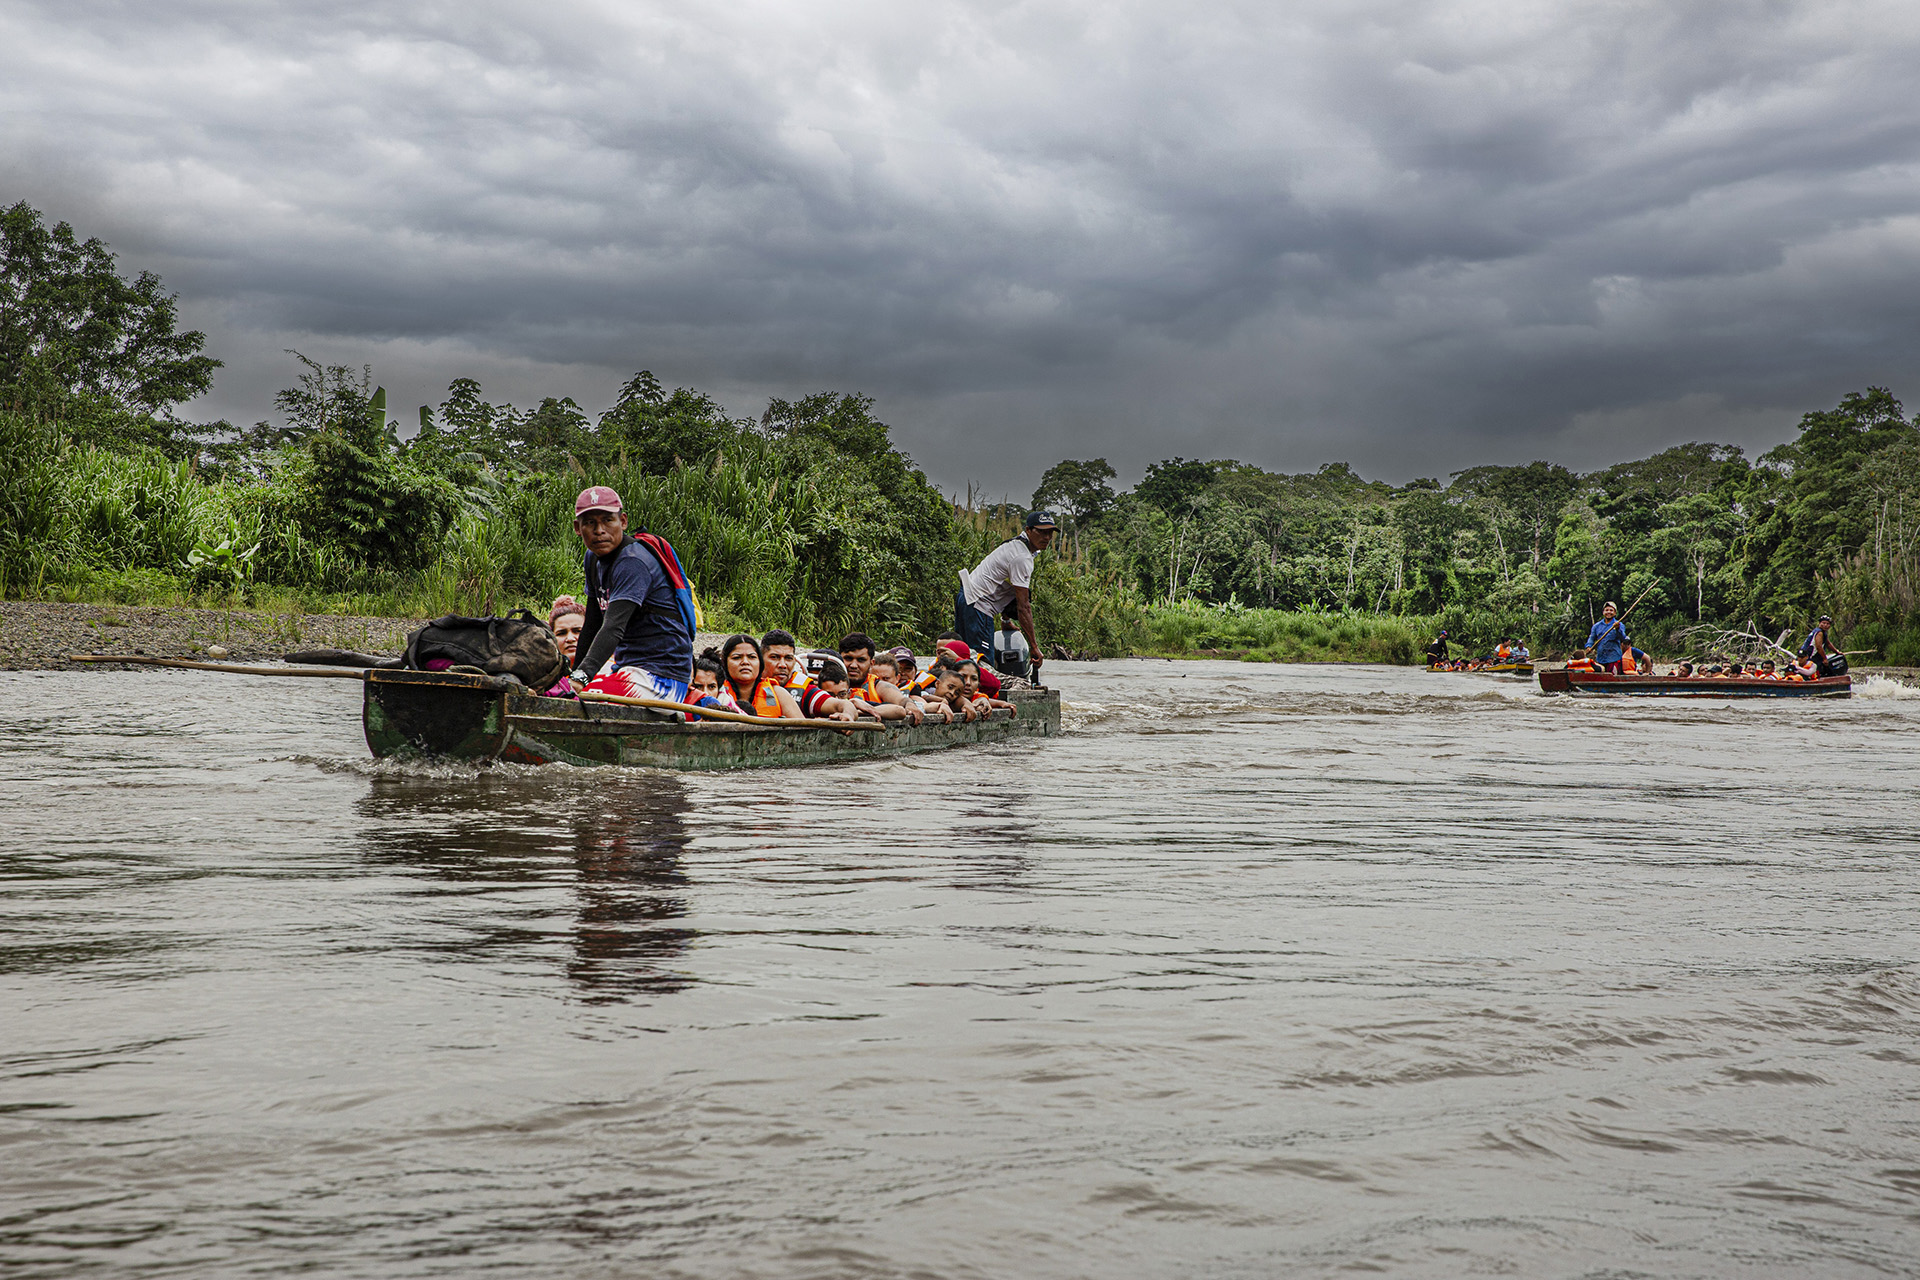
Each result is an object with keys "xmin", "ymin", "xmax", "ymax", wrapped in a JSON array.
[
  {"xmin": 767, "ymin": 655, "xmax": 858, "ymax": 721},
  {"xmin": 889, "ymin": 648, "xmax": 920, "ymax": 693},
  {"xmin": 867, "ymin": 653, "xmax": 909, "ymax": 704},
  {"xmin": 709, "ymin": 634, "xmax": 805, "ymax": 719},
  {"xmin": 761, "ymin": 629, "xmax": 807, "ymax": 692},
  {"xmin": 684, "ymin": 656, "xmax": 740, "ymax": 721},
  {"xmin": 1671, "ymin": 661, "xmax": 1694, "ymax": 677},
  {"xmin": 1755, "ymin": 660, "xmax": 1778, "ymax": 679},
  {"xmin": 549, "ymin": 597, "xmax": 586, "ymax": 665},
  {"xmin": 1494, "ymin": 638, "xmax": 1513, "ymax": 661},
  {"xmin": 935, "ymin": 634, "xmax": 1003, "ymax": 695},
  {"xmin": 839, "ymin": 632, "xmax": 921, "ymax": 723},
  {"xmin": 1726, "ymin": 662, "xmax": 1745, "ymax": 678},
  {"xmin": 921, "ymin": 662, "xmax": 978, "ymax": 722},
  {"xmin": 875, "ymin": 652, "xmax": 943, "ymax": 720},
  {"xmin": 540, "ymin": 596, "xmax": 588, "ymax": 696},
  {"xmin": 1512, "ymin": 640, "xmax": 1530, "ymax": 661},
  {"xmin": 957, "ymin": 658, "xmax": 1016, "ymax": 715}
]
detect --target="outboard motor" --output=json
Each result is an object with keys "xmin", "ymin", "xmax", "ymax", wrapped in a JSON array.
[{"xmin": 993, "ymin": 623, "xmax": 1031, "ymax": 680}]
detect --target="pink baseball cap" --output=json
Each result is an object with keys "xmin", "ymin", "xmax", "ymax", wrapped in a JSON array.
[{"xmin": 575, "ymin": 486, "xmax": 623, "ymax": 516}]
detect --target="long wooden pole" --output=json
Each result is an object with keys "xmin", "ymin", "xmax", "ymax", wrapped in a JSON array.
[
  {"xmin": 69, "ymin": 654, "xmax": 369, "ymax": 679},
  {"xmin": 578, "ymin": 689, "xmax": 885, "ymax": 731}
]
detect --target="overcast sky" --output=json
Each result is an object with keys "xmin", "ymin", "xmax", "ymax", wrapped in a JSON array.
[{"xmin": 6, "ymin": 0, "xmax": 1920, "ymax": 494}]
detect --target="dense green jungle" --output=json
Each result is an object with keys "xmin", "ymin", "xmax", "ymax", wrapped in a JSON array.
[{"xmin": 7, "ymin": 199, "xmax": 1920, "ymax": 664}]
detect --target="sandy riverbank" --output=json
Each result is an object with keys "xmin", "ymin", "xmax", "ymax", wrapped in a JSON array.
[
  {"xmin": 1, "ymin": 601, "xmax": 740, "ymax": 672},
  {"xmin": 1, "ymin": 601, "xmax": 425, "ymax": 671}
]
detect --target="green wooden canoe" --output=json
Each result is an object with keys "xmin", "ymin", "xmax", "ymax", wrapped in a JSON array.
[{"xmin": 363, "ymin": 667, "xmax": 1061, "ymax": 769}]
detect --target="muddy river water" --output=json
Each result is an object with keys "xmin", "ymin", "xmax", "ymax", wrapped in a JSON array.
[{"xmin": 4, "ymin": 662, "xmax": 1920, "ymax": 1277}]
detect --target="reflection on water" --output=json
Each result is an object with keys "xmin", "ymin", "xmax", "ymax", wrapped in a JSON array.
[
  {"xmin": 357, "ymin": 773, "xmax": 696, "ymax": 1000},
  {"xmin": 568, "ymin": 783, "xmax": 694, "ymax": 1000},
  {"xmin": 4, "ymin": 662, "xmax": 1920, "ymax": 1278}
]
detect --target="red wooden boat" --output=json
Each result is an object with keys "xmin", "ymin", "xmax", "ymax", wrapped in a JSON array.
[{"xmin": 1538, "ymin": 668, "xmax": 1851, "ymax": 697}]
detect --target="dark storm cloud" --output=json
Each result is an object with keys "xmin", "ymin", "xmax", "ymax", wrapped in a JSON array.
[{"xmin": 5, "ymin": 0, "xmax": 1920, "ymax": 488}]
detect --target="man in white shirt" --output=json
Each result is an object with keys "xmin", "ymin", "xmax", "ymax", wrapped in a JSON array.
[{"xmin": 958, "ymin": 511, "xmax": 1056, "ymax": 683}]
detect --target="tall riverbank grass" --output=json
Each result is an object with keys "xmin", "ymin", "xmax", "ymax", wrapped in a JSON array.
[{"xmin": 1, "ymin": 421, "xmax": 1134, "ymax": 653}]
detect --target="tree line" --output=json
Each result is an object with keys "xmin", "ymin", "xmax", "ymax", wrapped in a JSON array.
[
  {"xmin": 0, "ymin": 200, "xmax": 1125, "ymax": 651},
  {"xmin": 5, "ymin": 197, "xmax": 1918, "ymax": 663},
  {"xmin": 1031, "ymin": 389, "xmax": 1920, "ymax": 662}
]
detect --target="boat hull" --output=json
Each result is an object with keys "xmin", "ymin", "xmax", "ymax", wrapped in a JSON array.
[
  {"xmin": 363, "ymin": 668, "xmax": 1061, "ymax": 768},
  {"xmin": 1537, "ymin": 669, "xmax": 1851, "ymax": 697}
]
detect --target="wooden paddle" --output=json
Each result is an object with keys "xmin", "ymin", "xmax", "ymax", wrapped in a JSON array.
[
  {"xmin": 578, "ymin": 688, "xmax": 886, "ymax": 731},
  {"xmin": 69, "ymin": 653, "xmax": 369, "ymax": 679}
]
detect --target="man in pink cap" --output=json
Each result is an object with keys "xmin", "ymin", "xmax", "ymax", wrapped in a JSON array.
[{"xmin": 568, "ymin": 486, "xmax": 695, "ymax": 701}]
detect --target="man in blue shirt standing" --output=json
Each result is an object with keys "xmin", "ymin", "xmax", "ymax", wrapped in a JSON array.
[
  {"xmin": 568, "ymin": 486, "xmax": 694, "ymax": 701},
  {"xmin": 1799, "ymin": 614, "xmax": 1844, "ymax": 676},
  {"xmin": 1584, "ymin": 601, "xmax": 1632, "ymax": 674}
]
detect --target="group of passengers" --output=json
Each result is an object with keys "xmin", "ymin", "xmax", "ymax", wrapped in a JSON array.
[
  {"xmin": 546, "ymin": 481, "xmax": 1018, "ymax": 724},
  {"xmin": 684, "ymin": 630, "xmax": 1018, "ymax": 725},
  {"xmin": 1666, "ymin": 657, "xmax": 1824, "ymax": 680},
  {"xmin": 1428, "ymin": 633, "xmax": 1531, "ymax": 670},
  {"xmin": 1426, "ymin": 601, "xmax": 1848, "ymax": 681},
  {"xmin": 1573, "ymin": 604, "xmax": 1847, "ymax": 679},
  {"xmin": 549, "ymin": 595, "xmax": 1017, "ymax": 724}
]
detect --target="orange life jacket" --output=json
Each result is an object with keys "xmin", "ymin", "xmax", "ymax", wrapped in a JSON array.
[
  {"xmin": 1566, "ymin": 657, "xmax": 1595, "ymax": 672},
  {"xmin": 734, "ymin": 678, "xmax": 783, "ymax": 717}
]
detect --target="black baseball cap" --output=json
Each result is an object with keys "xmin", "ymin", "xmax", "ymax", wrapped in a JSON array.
[{"xmin": 1025, "ymin": 510, "xmax": 1058, "ymax": 529}]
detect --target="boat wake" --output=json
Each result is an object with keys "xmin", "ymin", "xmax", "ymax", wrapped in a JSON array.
[{"xmin": 1851, "ymin": 674, "xmax": 1920, "ymax": 700}]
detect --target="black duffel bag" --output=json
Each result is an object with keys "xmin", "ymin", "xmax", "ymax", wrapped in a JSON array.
[{"xmin": 400, "ymin": 610, "xmax": 567, "ymax": 689}]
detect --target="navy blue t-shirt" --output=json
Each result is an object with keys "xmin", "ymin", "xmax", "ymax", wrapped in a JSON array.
[{"xmin": 584, "ymin": 538, "xmax": 693, "ymax": 681}]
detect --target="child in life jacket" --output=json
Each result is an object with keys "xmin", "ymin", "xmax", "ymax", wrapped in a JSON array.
[
  {"xmin": 803, "ymin": 656, "xmax": 879, "ymax": 722},
  {"xmin": 684, "ymin": 656, "xmax": 740, "ymax": 721},
  {"xmin": 936, "ymin": 667, "xmax": 983, "ymax": 725},
  {"xmin": 957, "ymin": 658, "xmax": 1016, "ymax": 716}
]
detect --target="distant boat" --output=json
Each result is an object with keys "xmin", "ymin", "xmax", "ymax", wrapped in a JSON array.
[
  {"xmin": 1426, "ymin": 661, "xmax": 1534, "ymax": 675},
  {"xmin": 1537, "ymin": 669, "xmax": 1850, "ymax": 698}
]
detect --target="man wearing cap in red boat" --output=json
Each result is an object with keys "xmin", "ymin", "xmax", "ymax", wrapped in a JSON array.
[{"xmin": 567, "ymin": 486, "xmax": 696, "ymax": 703}]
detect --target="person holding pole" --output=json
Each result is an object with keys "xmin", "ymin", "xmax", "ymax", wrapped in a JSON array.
[
  {"xmin": 1584, "ymin": 601, "xmax": 1633, "ymax": 674},
  {"xmin": 958, "ymin": 511, "xmax": 1056, "ymax": 685}
]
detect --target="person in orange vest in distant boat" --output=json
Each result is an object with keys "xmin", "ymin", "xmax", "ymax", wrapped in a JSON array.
[{"xmin": 1583, "ymin": 602, "xmax": 1633, "ymax": 674}]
